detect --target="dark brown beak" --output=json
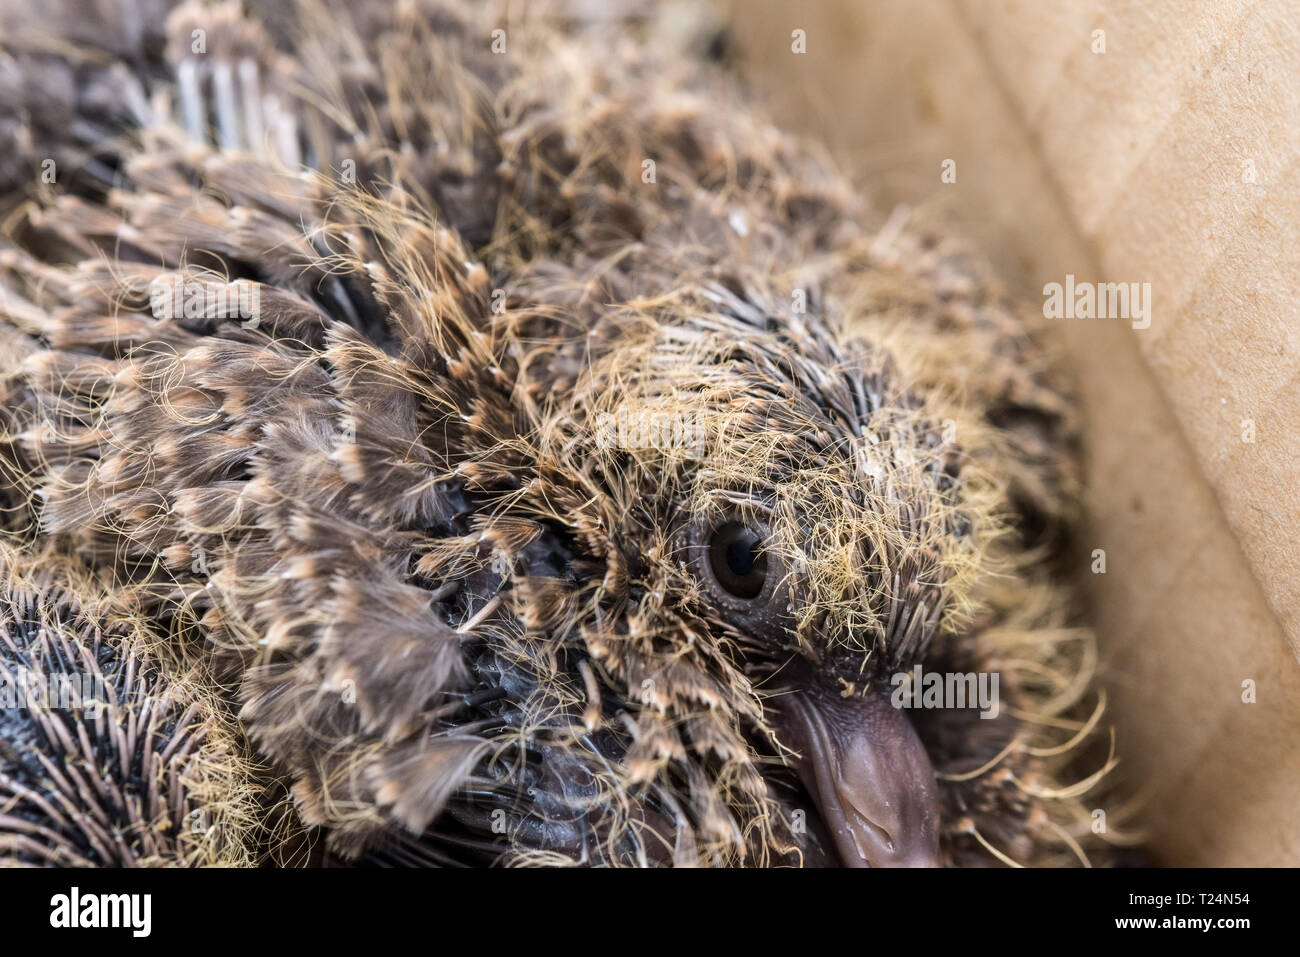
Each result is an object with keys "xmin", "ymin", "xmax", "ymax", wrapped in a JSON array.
[{"xmin": 775, "ymin": 688, "xmax": 942, "ymax": 867}]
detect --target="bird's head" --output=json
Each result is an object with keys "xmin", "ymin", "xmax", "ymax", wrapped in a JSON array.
[{"xmin": 471, "ymin": 275, "xmax": 1005, "ymax": 868}]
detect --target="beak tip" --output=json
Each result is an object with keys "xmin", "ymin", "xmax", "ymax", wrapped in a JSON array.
[{"xmin": 842, "ymin": 826, "xmax": 943, "ymax": 868}]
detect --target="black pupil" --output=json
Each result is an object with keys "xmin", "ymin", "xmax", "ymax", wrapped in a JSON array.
[
  {"xmin": 708, "ymin": 523, "xmax": 767, "ymax": 599},
  {"xmin": 726, "ymin": 537, "xmax": 757, "ymax": 575}
]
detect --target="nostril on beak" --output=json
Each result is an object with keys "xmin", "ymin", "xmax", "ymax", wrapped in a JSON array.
[{"xmin": 774, "ymin": 688, "xmax": 942, "ymax": 868}]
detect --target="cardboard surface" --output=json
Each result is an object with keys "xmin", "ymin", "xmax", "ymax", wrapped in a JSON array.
[{"xmin": 723, "ymin": 0, "xmax": 1300, "ymax": 865}]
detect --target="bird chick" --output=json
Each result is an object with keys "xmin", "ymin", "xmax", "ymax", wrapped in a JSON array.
[
  {"xmin": 0, "ymin": 541, "xmax": 265, "ymax": 866},
  {"xmin": 0, "ymin": 0, "xmax": 1124, "ymax": 866}
]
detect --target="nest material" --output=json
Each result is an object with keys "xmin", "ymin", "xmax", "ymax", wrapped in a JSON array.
[{"xmin": 0, "ymin": 0, "xmax": 1137, "ymax": 866}]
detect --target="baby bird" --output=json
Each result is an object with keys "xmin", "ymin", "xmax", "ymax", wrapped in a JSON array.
[
  {"xmin": 0, "ymin": 0, "xmax": 1121, "ymax": 866},
  {"xmin": 0, "ymin": 540, "xmax": 274, "ymax": 866}
]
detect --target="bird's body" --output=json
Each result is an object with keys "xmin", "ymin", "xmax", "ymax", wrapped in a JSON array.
[{"xmin": 0, "ymin": 0, "xmax": 1121, "ymax": 866}]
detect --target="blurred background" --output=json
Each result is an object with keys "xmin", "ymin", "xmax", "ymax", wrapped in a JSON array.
[{"xmin": 714, "ymin": 0, "xmax": 1300, "ymax": 865}]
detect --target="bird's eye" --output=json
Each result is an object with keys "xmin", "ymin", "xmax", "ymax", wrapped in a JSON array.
[
  {"xmin": 707, "ymin": 522, "xmax": 768, "ymax": 599},
  {"xmin": 687, "ymin": 511, "xmax": 790, "ymax": 639}
]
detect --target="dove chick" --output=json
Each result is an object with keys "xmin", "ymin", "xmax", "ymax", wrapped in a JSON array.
[{"xmin": 0, "ymin": 0, "xmax": 1126, "ymax": 866}]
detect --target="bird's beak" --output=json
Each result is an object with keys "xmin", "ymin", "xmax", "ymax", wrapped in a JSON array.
[{"xmin": 774, "ymin": 688, "xmax": 942, "ymax": 867}]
